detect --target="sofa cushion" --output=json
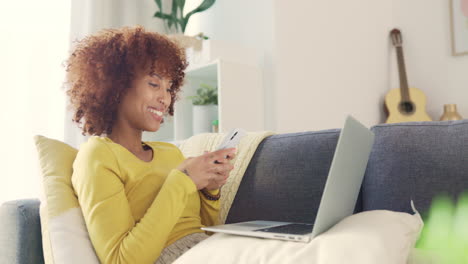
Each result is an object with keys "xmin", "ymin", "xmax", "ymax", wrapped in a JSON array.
[
  {"xmin": 175, "ymin": 209, "xmax": 423, "ymax": 264},
  {"xmin": 0, "ymin": 199, "xmax": 44, "ymax": 264},
  {"xmin": 362, "ymin": 120, "xmax": 468, "ymax": 215},
  {"xmin": 34, "ymin": 135, "xmax": 99, "ymax": 264},
  {"xmin": 226, "ymin": 129, "xmax": 352, "ymax": 224}
]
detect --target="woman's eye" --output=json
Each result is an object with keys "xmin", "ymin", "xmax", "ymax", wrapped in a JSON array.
[{"xmin": 149, "ymin": 82, "xmax": 159, "ymax": 88}]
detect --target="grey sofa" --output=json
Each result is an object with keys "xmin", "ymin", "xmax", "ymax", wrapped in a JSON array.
[{"xmin": 2, "ymin": 120, "xmax": 467, "ymax": 263}]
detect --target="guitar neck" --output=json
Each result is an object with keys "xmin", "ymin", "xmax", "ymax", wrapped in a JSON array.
[{"xmin": 395, "ymin": 46, "xmax": 411, "ymax": 102}]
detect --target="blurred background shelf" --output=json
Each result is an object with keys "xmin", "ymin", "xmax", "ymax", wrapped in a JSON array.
[{"xmin": 143, "ymin": 58, "xmax": 263, "ymax": 144}]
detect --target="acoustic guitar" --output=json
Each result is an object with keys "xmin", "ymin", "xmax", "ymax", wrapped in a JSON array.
[{"xmin": 385, "ymin": 28, "xmax": 432, "ymax": 123}]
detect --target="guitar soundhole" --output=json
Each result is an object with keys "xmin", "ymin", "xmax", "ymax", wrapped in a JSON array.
[{"xmin": 398, "ymin": 101, "xmax": 415, "ymax": 115}]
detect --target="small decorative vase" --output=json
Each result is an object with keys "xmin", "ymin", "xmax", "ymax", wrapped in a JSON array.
[
  {"xmin": 192, "ymin": 104, "xmax": 218, "ymax": 135},
  {"xmin": 439, "ymin": 104, "xmax": 463, "ymax": 121}
]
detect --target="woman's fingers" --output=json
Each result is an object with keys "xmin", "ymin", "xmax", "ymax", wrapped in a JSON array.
[
  {"xmin": 210, "ymin": 163, "xmax": 233, "ymax": 174},
  {"xmin": 209, "ymin": 148, "xmax": 236, "ymax": 163},
  {"xmin": 210, "ymin": 173, "xmax": 229, "ymax": 188},
  {"xmin": 218, "ymin": 153, "xmax": 236, "ymax": 162},
  {"xmin": 220, "ymin": 178, "xmax": 228, "ymax": 185},
  {"xmin": 215, "ymin": 153, "xmax": 237, "ymax": 164},
  {"xmin": 200, "ymin": 149, "xmax": 235, "ymax": 189},
  {"xmin": 202, "ymin": 149, "xmax": 236, "ymax": 164}
]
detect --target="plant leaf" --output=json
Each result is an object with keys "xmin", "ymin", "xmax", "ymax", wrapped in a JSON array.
[
  {"xmin": 175, "ymin": 0, "xmax": 185, "ymax": 14},
  {"xmin": 171, "ymin": 0, "xmax": 178, "ymax": 16},
  {"xmin": 153, "ymin": 11, "xmax": 173, "ymax": 20},
  {"xmin": 177, "ymin": 0, "xmax": 186, "ymax": 32},
  {"xmin": 189, "ymin": 84, "xmax": 218, "ymax": 105},
  {"xmin": 170, "ymin": 0, "xmax": 181, "ymax": 31},
  {"xmin": 154, "ymin": 0, "xmax": 163, "ymax": 12},
  {"xmin": 189, "ymin": 0, "xmax": 216, "ymax": 15},
  {"xmin": 182, "ymin": 0, "xmax": 216, "ymax": 33},
  {"xmin": 153, "ymin": 11, "xmax": 179, "ymax": 30},
  {"xmin": 187, "ymin": 84, "xmax": 217, "ymax": 105}
]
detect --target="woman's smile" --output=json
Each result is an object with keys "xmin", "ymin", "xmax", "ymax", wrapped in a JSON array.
[{"xmin": 147, "ymin": 107, "xmax": 164, "ymax": 122}]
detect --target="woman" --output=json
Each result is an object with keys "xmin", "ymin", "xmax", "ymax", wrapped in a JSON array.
[{"xmin": 66, "ymin": 26, "xmax": 236, "ymax": 264}]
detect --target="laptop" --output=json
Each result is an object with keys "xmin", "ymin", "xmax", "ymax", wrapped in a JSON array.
[{"xmin": 201, "ymin": 115, "xmax": 375, "ymax": 243}]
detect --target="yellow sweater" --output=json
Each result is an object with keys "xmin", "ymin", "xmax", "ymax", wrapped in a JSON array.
[{"xmin": 71, "ymin": 136, "xmax": 220, "ymax": 264}]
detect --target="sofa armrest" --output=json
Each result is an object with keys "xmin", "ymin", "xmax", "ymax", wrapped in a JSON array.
[{"xmin": 0, "ymin": 199, "xmax": 44, "ymax": 264}]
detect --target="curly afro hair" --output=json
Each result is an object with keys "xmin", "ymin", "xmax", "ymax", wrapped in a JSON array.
[{"xmin": 65, "ymin": 25, "xmax": 188, "ymax": 136}]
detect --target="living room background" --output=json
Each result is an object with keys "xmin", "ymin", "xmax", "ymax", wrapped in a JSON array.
[
  {"xmin": 186, "ymin": 0, "xmax": 468, "ymax": 132},
  {"xmin": 1, "ymin": 0, "xmax": 467, "ymax": 203}
]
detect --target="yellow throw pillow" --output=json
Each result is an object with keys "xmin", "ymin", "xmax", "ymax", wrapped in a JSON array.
[{"xmin": 34, "ymin": 135, "xmax": 99, "ymax": 264}]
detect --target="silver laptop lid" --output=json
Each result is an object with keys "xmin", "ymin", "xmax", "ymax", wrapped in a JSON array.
[{"xmin": 311, "ymin": 115, "xmax": 375, "ymax": 237}]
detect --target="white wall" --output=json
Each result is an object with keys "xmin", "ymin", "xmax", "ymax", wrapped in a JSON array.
[
  {"xmin": 184, "ymin": 0, "xmax": 276, "ymax": 131},
  {"xmin": 392, "ymin": 0, "xmax": 468, "ymax": 121},
  {"xmin": 176, "ymin": 0, "xmax": 468, "ymax": 132},
  {"xmin": 0, "ymin": 1, "xmax": 70, "ymax": 204},
  {"xmin": 275, "ymin": 1, "xmax": 393, "ymax": 132}
]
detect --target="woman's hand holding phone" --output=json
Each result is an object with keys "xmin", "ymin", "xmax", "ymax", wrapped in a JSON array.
[
  {"xmin": 177, "ymin": 148, "xmax": 237, "ymax": 190},
  {"xmin": 178, "ymin": 128, "xmax": 245, "ymax": 190}
]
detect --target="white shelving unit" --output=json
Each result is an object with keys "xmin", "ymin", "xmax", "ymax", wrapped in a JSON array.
[{"xmin": 143, "ymin": 58, "xmax": 263, "ymax": 143}]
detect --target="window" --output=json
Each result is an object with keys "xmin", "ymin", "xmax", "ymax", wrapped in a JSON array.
[{"xmin": 0, "ymin": 1, "xmax": 71, "ymax": 204}]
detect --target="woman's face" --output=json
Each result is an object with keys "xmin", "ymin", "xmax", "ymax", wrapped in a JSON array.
[{"xmin": 117, "ymin": 70, "xmax": 173, "ymax": 133}]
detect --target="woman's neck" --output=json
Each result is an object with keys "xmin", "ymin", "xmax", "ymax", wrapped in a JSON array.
[{"xmin": 108, "ymin": 124, "xmax": 145, "ymax": 155}]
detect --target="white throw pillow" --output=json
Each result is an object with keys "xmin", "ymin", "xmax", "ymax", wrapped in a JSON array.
[{"xmin": 174, "ymin": 210, "xmax": 423, "ymax": 264}]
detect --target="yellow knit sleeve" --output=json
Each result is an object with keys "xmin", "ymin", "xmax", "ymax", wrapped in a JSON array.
[
  {"xmin": 71, "ymin": 139, "xmax": 197, "ymax": 264},
  {"xmin": 174, "ymin": 148, "xmax": 221, "ymax": 227},
  {"xmin": 199, "ymin": 188, "xmax": 221, "ymax": 227}
]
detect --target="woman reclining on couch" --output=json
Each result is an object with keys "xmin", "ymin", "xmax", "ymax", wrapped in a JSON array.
[{"xmin": 66, "ymin": 25, "xmax": 236, "ymax": 264}]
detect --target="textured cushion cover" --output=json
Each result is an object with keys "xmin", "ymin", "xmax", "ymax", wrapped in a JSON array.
[
  {"xmin": 174, "ymin": 209, "xmax": 423, "ymax": 264},
  {"xmin": 34, "ymin": 135, "xmax": 99, "ymax": 264},
  {"xmin": 362, "ymin": 120, "xmax": 468, "ymax": 215}
]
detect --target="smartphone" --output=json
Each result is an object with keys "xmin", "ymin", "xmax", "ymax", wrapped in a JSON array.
[
  {"xmin": 212, "ymin": 128, "xmax": 246, "ymax": 164},
  {"xmin": 216, "ymin": 128, "xmax": 247, "ymax": 151}
]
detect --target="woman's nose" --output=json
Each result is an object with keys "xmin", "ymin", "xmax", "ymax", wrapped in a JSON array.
[
  {"xmin": 161, "ymin": 96, "xmax": 170, "ymax": 108},
  {"xmin": 160, "ymin": 87, "xmax": 171, "ymax": 107}
]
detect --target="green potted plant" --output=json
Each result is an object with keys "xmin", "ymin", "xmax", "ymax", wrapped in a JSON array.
[
  {"xmin": 187, "ymin": 83, "xmax": 218, "ymax": 134},
  {"xmin": 153, "ymin": 0, "xmax": 216, "ymax": 35},
  {"xmin": 187, "ymin": 83, "xmax": 218, "ymax": 105},
  {"xmin": 153, "ymin": 0, "xmax": 216, "ymax": 63}
]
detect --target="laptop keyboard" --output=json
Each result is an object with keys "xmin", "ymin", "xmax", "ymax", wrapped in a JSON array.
[{"xmin": 254, "ymin": 223, "xmax": 313, "ymax": 235}]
